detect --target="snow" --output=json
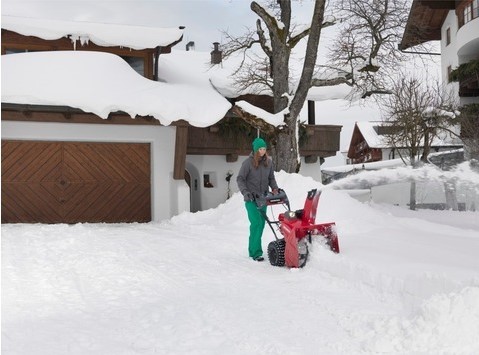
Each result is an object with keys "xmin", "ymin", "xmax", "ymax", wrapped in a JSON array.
[
  {"xmin": 307, "ymin": 83, "xmax": 352, "ymax": 101},
  {"xmin": 355, "ymin": 121, "xmax": 389, "ymax": 148},
  {"xmin": 3, "ymin": 171, "xmax": 479, "ymax": 354},
  {"xmin": 236, "ymin": 100, "xmax": 287, "ymax": 127},
  {"xmin": 1, "ymin": 51, "xmax": 232, "ymax": 127},
  {"xmin": 1, "ymin": 15, "xmax": 184, "ymax": 50}
]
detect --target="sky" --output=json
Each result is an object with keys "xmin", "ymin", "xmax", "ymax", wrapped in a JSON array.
[{"xmin": 2, "ymin": 170, "xmax": 479, "ymax": 354}]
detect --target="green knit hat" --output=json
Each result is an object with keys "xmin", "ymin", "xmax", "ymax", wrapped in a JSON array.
[{"xmin": 252, "ymin": 137, "xmax": 267, "ymax": 152}]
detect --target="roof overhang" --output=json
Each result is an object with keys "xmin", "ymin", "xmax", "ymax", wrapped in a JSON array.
[
  {"xmin": 1, "ymin": 15, "xmax": 185, "ymax": 50},
  {"xmin": 399, "ymin": 0, "xmax": 455, "ymax": 50}
]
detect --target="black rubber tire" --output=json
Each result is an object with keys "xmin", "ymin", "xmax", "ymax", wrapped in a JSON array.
[
  {"xmin": 298, "ymin": 242, "xmax": 309, "ymax": 268},
  {"xmin": 268, "ymin": 239, "xmax": 286, "ymax": 267}
]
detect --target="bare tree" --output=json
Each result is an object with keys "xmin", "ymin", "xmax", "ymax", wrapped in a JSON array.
[
  {"xmin": 379, "ymin": 76, "xmax": 460, "ymax": 209},
  {"xmin": 327, "ymin": 0, "xmax": 410, "ymax": 98},
  {"xmin": 221, "ymin": 0, "xmax": 409, "ymax": 172},
  {"xmin": 221, "ymin": 0, "xmax": 329, "ymax": 172}
]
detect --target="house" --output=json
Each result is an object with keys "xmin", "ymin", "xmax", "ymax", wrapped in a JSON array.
[
  {"xmin": 399, "ymin": 0, "xmax": 479, "ymax": 159},
  {"xmin": 1, "ymin": 15, "xmax": 341, "ymax": 224},
  {"xmin": 347, "ymin": 121, "xmax": 463, "ymax": 164}
]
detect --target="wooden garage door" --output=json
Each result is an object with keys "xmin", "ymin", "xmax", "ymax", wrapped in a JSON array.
[{"xmin": 1, "ymin": 140, "xmax": 151, "ymax": 223}]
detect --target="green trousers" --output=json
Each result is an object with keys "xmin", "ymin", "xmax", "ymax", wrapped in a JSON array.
[{"xmin": 245, "ymin": 201, "xmax": 266, "ymax": 259}]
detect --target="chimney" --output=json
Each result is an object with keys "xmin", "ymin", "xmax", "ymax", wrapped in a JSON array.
[
  {"xmin": 186, "ymin": 41, "xmax": 195, "ymax": 51},
  {"xmin": 210, "ymin": 42, "xmax": 222, "ymax": 64}
]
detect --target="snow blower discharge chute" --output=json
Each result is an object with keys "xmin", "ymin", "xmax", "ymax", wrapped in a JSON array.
[{"xmin": 255, "ymin": 189, "xmax": 340, "ymax": 268}]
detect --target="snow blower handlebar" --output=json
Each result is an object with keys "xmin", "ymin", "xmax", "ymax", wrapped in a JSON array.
[
  {"xmin": 254, "ymin": 189, "xmax": 290, "ymax": 210},
  {"xmin": 254, "ymin": 189, "xmax": 290, "ymax": 241}
]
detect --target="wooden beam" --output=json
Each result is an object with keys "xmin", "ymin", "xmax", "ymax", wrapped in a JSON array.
[
  {"xmin": 304, "ymin": 155, "xmax": 318, "ymax": 164},
  {"xmin": 418, "ymin": 0, "xmax": 455, "ymax": 9},
  {"xmin": 174, "ymin": 125, "xmax": 188, "ymax": 180},
  {"xmin": 226, "ymin": 153, "xmax": 238, "ymax": 162}
]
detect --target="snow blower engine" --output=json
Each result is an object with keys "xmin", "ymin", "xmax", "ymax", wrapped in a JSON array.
[{"xmin": 256, "ymin": 188, "xmax": 340, "ymax": 268}]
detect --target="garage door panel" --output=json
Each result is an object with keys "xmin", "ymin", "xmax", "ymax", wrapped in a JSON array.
[
  {"xmin": 62, "ymin": 182, "xmax": 150, "ymax": 223},
  {"xmin": 116, "ymin": 143, "xmax": 151, "ymax": 179},
  {"xmin": 62, "ymin": 143, "xmax": 150, "ymax": 183},
  {"xmin": 1, "ymin": 182, "xmax": 63, "ymax": 223},
  {"xmin": 2, "ymin": 140, "xmax": 151, "ymax": 223},
  {"xmin": 2, "ymin": 141, "xmax": 62, "ymax": 182},
  {"xmin": 63, "ymin": 144, "xmax": 108, "ymax": 182},
  {"xmin": 102, "ymin": 183, "xmax": 151, "ymax": 222},
  {"xmin": 63, "ymin": 182, "xmax": 124, "ymax": 222},
  {"xmin": 69, "ymin": 143, "xmax": 149, "ymax": 182}
]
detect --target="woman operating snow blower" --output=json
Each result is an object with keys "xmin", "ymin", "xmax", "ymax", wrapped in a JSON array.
[{"xmin": 237, "ymin": 137, "xmax": 279, "ymax": 262}]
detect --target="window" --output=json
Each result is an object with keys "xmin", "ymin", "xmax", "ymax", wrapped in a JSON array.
[
  {"xmin": 447, "ymin": 65, "xmax": 452, "ymax": 82},
  {"xmin": 473, "ymin": 0, "xmax": 479, "ymax": 19},
  {"xmin": 464, "ymin": 4, "xmax": 472, "ymax": 24},
  {"xmin": 446, "ymin": 28, "xmax": 451, "ymax": 46}
]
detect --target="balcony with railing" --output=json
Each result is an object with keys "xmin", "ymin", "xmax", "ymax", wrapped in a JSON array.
[{"xmin": 457, "ymin": 0, "xmax": 479, "ymax": 58}]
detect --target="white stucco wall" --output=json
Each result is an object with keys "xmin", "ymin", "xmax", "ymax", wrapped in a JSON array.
[
  {"xmin": 441, "ymin": 11, "xmax": 460, "ymax": 102},
  {"xmin": 186, "ymin": 155, "xmax": 243, "ymax": 211},
  {"xmin": 1, "ymin": 120, "xmax": 189, "ymax": 222},
  {"xmin": 185, "ymin": 155, "xmax": 324, "ymax": 211},
  {"xmin": 298, "ymin": 157, "xmax": 323, "ymax": 181}
]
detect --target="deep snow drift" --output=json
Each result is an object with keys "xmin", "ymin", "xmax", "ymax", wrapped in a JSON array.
[{"xmin": 2, "ymin": 172, "xmax": 479, "ymax": 354}]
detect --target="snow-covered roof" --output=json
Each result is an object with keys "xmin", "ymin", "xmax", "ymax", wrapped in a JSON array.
[
  {"xmin": 1, "ymin": 51, "xmax": 232, "ymax": 127},
  {"xmin": 323, "ymin": 157, "xmax": 408, "ymax": 174},
  {"xmin": 1, "ymin": 15, "xmax": 184, "ymax": 50},
  {"xmin": 356, "ymin": 121, "xmax": 389, "ymax": 148},
  {"xmin": 157, "ymin": 49, "xmax": 353, "ymax": 101},
  {"xmin": 355, "ymin": 121, "xmax": 462, "ymax": 149}
]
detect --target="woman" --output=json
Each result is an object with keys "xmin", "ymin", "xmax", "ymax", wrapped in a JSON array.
[{"xmin": 237, "ymin": 137, "xmax": 278, "ymax": 261}]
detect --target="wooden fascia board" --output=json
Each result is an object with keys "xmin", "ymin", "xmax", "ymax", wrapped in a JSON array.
[
  {"xmin": 1, "ymin": 29, "xmax": 173, "ymax": 54},
  {"xmin": 173, "ymin": 125, "xmax": 188, "ymax": 180}
]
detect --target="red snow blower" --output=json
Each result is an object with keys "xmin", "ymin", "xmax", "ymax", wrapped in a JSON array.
[{"xmin": 256, "ymin": 189, "xmax": 340, "ymax": 268}]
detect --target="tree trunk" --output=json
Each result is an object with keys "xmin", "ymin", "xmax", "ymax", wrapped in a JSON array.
[
  {"xmin": 272, "ymin": 114, "xmax": 299, "ymax": 172},
  {"xmin": 271, "ymin": 0, "xmax": 326, "ymax": 173}
]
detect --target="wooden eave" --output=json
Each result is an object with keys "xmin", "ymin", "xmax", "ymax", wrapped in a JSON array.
[
  {"xmin": 399, "ymin": 0, "xmax": 455, "ymax": 50},
  {"xmin": 1, "ymin": 29, "xmax": 175, "ymax": 79},
  {"xmin": 1, "ymin": 29, "xmax": 173, "ymax": 54},
  {"xmin": 2, "ymin": 104, "xmax": 342, "ymax": 179}
]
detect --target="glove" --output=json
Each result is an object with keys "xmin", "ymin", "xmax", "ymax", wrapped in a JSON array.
[
  {"xmin": 272, "ymin": 188, "xmax": 279, "ymax": 195},
  {"xmin": 244, "ymin": 192, "xmax": 254, "ymax": 201}
]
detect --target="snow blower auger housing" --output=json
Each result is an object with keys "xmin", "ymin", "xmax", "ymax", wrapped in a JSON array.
[{"xmin": 256, "ymin": 189, "xmax": 340, "ymax": 268}]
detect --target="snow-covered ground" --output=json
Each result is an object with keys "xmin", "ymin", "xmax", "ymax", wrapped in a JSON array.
[{"xmin": 2, "ymin": 171, "xmax": 479, "ymax": 354}]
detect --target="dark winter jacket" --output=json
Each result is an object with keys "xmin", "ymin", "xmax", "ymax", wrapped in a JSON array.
[{"xmin": 237, "ymin": 153, "xmax": 278, "ymax": 201}]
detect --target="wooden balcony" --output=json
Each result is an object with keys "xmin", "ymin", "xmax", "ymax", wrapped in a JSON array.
[{"xmin": 186, "ymin": 120, "xmax": 341, "ymax": 163}]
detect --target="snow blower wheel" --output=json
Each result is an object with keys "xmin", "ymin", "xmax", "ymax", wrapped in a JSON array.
[
  {"xmin": 298, "ymin": 239, "xmax": 309, "ymax": 268},
  {"xmin": 267, "ymin": 239, "xmax": 286, "ymax": 267}
]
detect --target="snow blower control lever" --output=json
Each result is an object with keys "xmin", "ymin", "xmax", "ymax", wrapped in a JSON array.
[{"xmin": 256, "ymin": 188, "xmax": 340, "ymax": 268}]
